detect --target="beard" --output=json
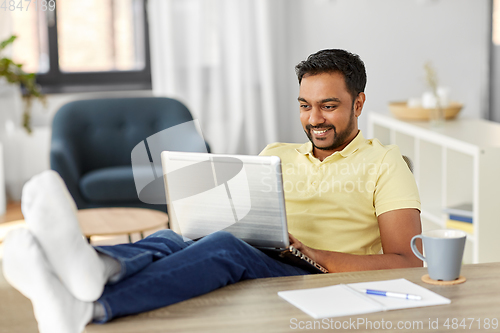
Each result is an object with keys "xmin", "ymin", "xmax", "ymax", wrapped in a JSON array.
[{"xmin": 304, "ymin": 108, "xmax": 356, "ymax": 151}]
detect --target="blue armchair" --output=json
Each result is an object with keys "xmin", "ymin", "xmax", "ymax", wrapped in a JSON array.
[{"xmin": 50, "ymin": 97, "xmax": 209, "ymax": 212}]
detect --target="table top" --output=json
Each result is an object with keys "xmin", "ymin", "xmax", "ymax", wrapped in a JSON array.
[
  {"xmin": 1, "ymin": 262, "xmax": 499, "ymax": 333},
  {"xmin": 77, "ymin": 207, "xmax": 168, "ymax": 237}
]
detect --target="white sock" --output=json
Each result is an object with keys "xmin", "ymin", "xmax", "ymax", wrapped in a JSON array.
[
  {"xmin": 2, "ymin": 228, "xmax": 93, "ymax": 333},
  {"xmin": 99, "ymin": 253, "xmax": 123, "ymax": 283},
  {"xmin": 21, "ymin": 170, "xmax": 108, "ymax": 302},
  {"xmin": 93, "ymin": 301, "xmax": 106, "ymax": 321}
]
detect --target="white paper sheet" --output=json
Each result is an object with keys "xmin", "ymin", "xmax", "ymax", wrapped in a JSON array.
[{"xmin": 278, "ymin": 278, "xmax": 451, "ymax": 319}]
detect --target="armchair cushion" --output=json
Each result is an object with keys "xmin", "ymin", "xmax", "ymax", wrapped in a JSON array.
[{"xmin": 80, "ymin": 166, "xmax": 138, "ymax": 203}]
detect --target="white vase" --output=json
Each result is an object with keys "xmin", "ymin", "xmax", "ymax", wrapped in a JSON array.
[
  {"xmin": 0, "ymin": 78, "xmax": 22, "ymax": 210},
  {"xmin": 0, "ymin": 77, "xmax": 23, "ymax": 133},
  {"xmin": 3, "ymin": 126, "xmax": 51, "ymax": 201}
]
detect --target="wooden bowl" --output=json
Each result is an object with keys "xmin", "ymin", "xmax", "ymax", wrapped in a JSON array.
[{"xmin": 389, "ymin": 101, "xmax": 463, "ymax": 121}]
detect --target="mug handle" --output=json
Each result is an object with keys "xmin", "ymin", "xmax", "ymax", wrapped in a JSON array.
[{"xmin": 410, "ymin": 235, "xmax": 426, "ymax": 262}]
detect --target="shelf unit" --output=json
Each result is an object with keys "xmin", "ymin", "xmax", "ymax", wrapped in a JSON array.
[{"xmin": 368, "ymin": 112, "xmax": 500, "ymax": 264}]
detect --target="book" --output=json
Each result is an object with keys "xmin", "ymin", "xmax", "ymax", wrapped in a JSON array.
[
  {"xmin": 448, "ymin": 214, "xmax": 472, "ymax": 224},
  {"xmin": 443, "ymin": 203, "xmax": 473, "ymax": 219},
  {"xmin": 446, "ymin": 219, "xmax": 474, "ymax": 234},
  {"xmin": 278, "ymin": 278, "xmax": 450, "ymax": 319}
]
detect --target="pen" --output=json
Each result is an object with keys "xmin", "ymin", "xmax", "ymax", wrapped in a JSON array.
[{"xmin": 360, "ymin": 289, "xmax": 422, "ymax": 300}]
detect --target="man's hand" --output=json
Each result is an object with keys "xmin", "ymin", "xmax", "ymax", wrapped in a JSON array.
[
  {"xmin": 288, "ymin": 233, "xmax": 302, "ymax": 249},
  {"xmin": 289, "ymin": 233, "xmax": 317, "ymax": 262}
]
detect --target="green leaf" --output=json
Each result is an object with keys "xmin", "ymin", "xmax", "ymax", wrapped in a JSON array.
[
  {"xmin": 0, "ymin": 34, "xmax": 45, "ymax": 134},
  {"xmin": 0, "ymin": 35, "xmax": 17, "ymax": 51}
]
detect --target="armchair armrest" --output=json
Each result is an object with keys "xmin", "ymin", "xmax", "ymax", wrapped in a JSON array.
[{"xmin": 50, "ymin": 140, "xmax": 86, "ymax": 208}]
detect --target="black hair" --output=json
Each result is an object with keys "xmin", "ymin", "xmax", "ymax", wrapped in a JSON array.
[{"xmin": 295, "ymin": 49, "xmax": 367, "ymax": 101}]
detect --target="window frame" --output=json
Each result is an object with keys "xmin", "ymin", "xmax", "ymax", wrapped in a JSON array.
[{"xmin": 35, "ymin": 0, "xmax": 152, "ymax": 94}]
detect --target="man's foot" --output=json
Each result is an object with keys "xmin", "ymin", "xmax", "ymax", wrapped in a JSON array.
[
  {"xmin": 21, "ymin": 170, "xmax": 107, "ymax": 302},
  {"xmin": 2, "ymin": 228, "xmax": 93, "ymax": 333}
]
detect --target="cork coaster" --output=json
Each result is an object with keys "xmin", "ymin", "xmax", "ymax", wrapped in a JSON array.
[{"xmin": 421, "ymin": 274, "xmax": 466, "ymax": 285}]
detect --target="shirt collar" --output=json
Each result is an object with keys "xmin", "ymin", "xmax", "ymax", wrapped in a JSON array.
[{"xmin": 295, "ymin": 130, "xmax": 365, "ymax": 160}]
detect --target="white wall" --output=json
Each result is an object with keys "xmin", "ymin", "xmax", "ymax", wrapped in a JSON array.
[{"xmin": 278, "ymin": 0, "xmax": 491, "ymax": 143}]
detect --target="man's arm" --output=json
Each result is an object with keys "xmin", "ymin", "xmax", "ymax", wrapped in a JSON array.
[{"xmin": 289, "ymin": 208, "xmax": 423, "ymax": 273}]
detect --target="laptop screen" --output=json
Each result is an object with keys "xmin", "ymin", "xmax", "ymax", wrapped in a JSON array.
[{"xmin": 161, "ymin": 151, "xmax": 289, "ymax": 248}]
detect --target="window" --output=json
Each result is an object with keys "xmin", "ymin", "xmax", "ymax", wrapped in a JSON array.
[{"xmin": 11, "ymin": 0, "xmax": 151, "ymax": 93}]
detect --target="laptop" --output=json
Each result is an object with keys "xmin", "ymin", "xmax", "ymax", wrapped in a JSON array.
[{"xmin": 160, "ymin": 151, "xmax": 328, "ymax": 274}]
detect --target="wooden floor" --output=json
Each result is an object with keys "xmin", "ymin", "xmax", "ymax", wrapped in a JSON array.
[
  {"xmin": 0, "ymin": 202, "xmax": 23, "ymax": 224},
  {"xmin": 0, "ymin": 203, "xmax": 25, "ymax": 256}
]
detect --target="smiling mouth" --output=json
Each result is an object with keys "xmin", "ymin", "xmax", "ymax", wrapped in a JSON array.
[{"xmin": 310, "ymin": 127, "xmax": 333, "ymax": 137}]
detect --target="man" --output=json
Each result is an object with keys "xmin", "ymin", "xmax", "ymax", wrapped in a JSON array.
[
  {"xmin": 262, "ymin": 49, "xmax": 422, "ymax": 272},
  {"xmin": 2, "ymin": 49, "xmax": 422, "ymax": 333}
]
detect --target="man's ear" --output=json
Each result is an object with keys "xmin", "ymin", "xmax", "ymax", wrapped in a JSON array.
[{"xmin": 354, "ymin": 92, "xmax": 366, "ymax": 117}]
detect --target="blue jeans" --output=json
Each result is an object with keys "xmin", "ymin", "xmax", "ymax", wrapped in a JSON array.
[{"xmin": 94, "ymin": 229, "xmax": 310, "ymax": 322}]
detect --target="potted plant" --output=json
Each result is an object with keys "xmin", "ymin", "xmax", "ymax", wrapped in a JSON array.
[{"xmin": 0, "ymin": 35, "xmax": 45, "ymax": 133}]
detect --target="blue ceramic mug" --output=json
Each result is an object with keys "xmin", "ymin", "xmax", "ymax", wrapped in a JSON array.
[{"xmin": 411, "ymin": 229, "xmax": 466, "ymax": 281}]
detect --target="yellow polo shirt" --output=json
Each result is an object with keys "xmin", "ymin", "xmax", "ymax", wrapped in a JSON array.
[{"xmin": 259, "ymin": 131, "xmax": 420, "ymax": 255}]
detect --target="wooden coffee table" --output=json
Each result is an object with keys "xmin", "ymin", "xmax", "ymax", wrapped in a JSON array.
[
  {"xmin": 78, "ymin": 207, "xmax": 169, "ymax": 243},
  {"xmin": 0, "ymin": 207, "xmax": 169, "ymax": 244}
]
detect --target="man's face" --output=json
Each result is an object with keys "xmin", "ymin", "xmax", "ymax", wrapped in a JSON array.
[{"xmin": 298, "ymin": 72, "xmax": 364, "ymax": 158}]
